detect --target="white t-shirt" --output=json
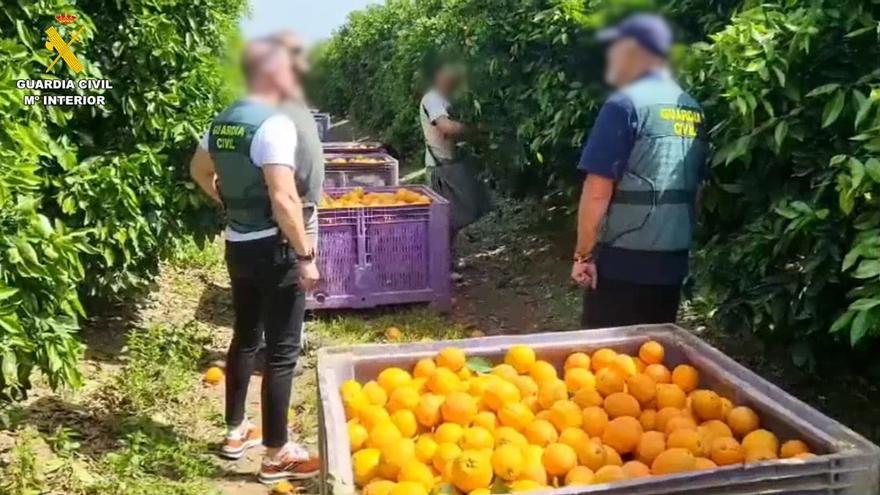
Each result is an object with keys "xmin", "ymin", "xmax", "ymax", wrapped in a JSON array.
[
  {"xmin": 199, "ymin": 113, "xmax": 298, "ymax": 242},
  {"xmin": 420, "ymin": 89, "xmax": 455, "ymax": 166}
]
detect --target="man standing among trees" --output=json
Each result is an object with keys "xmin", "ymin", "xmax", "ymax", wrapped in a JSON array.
[
  {"xmin": 571, "ymin": 14, "xmax": 708, "ymax": 329},
  {"xmin": 189, "ymin": 40, "xmax": 320, "ymax": 483},
  {"xmin": 420, "ymin": 62, "xmax": 492, "ymax": 265}
]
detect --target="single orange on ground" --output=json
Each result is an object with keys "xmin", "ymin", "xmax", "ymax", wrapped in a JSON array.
[
  {"xmin": 384, "ymin": 326, "xmax": 402, "ymax": 341},
  {"xmin": 204, "ymin": 366, "xmax": 224, "ymax": 385}
]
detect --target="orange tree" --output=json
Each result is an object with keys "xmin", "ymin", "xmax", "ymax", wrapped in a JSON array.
[
  {"xmin": 314, "ymin": 0, "xmax": 880, "ymax": 359},
  {"xmin": 0, "ymin": 0, "xmax": 242, "ymax": 399}
]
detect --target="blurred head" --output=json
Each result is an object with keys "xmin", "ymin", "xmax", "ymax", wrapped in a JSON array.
[
  {"xmin": 271, "ymin": 30, "xmax": 311, "ymax": 80},
  {"xmin": 432, "ymin": 63, "xmax": 461, "ymax": 95},
  {"xmin": 598, "ymin": 14, "xmax": 672, "ymax": 88},
  {"xmin": 242, "ymin": 40, "xmax": 296, "ymax": 102}
]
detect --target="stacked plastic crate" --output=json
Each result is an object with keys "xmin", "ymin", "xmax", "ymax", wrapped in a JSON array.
[{"xmin": 310, "ymin": 140, "xmax": 452, "ymax": 312}]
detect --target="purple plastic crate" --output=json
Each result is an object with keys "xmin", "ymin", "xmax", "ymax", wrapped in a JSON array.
[
  {"xmin": 309, "ymin": 185, "xmax": 451, "ymax": 311},
  {"xmin": 323, "ymin": 153, "xmax": 399, "ymax": 188},
  {"xmin": 322, "ymin": 141, "xmax": 386, "ymax": 154}
]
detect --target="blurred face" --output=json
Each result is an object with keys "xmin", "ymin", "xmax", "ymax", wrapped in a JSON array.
[
  {"xmin": 604, "ymin": 38, "xmax": 647, "ymax": 88},
  {"xmin": 434, "ymin": 67, "xmax": 460, "ymax": 95},
  {"xmin": 275, "ymin": 33, "xmax": 310, "ymax": 79}
]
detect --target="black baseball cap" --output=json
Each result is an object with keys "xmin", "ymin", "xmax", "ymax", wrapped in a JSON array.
[{"xmin": 597, "ymin": 14, "xmax": 673, "ymax": 58}]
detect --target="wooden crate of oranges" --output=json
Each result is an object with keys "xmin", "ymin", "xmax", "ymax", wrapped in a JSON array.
[{"xmin": 316, "ymin": 325, "xmax": 880, "ymax": 495}]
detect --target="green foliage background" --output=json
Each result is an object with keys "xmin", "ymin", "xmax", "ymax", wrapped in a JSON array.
[
  {"xmin": 312, "ymin": 0, "xmax": 880, "ymax": 356},
  {"xmin": 0, "ymin": 0, "xmax": 243, "ymax": 399}
]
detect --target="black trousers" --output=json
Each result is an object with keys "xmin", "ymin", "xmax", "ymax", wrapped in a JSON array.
[
  {"xmin": 224, "ymin": 235, "xmax": 304, "ymax": 448},
  {"xmin": 582, "ymin": 278, "xmax": 682, "ymax": 329}
]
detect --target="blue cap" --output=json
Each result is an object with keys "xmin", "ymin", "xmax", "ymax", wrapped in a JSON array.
[{"xmin": 597, "ymin": 14, "xmax": 673, "ymax": 58}]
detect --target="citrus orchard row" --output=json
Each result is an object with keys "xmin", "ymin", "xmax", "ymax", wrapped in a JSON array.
[{"xmin": 340, "ymin": 342, "xmax": 814, "ymax": 494}]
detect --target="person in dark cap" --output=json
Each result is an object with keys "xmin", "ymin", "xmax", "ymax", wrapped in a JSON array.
[{"xmin": 571, "ymin": 14, "xmax": 709, "ymax": 328}]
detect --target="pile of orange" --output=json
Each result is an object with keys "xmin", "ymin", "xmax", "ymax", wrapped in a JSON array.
[
  {"xmin": 327, "ymin": 155, "xmax": 388, "ymax": 165},
  {"xmin": 320, "ymin": 187, "xmax": 431, "ymax": 209},
  {"xmin": 341, "ymin": 342, "xmax": 814, "ymax": 495}
]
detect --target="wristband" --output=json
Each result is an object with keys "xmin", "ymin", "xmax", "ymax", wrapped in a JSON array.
[
  {"xmin": 296, "ymin": 248, "xmax": 316, "ymax": 262},
  {"xmin": 574, "ymin": 253, "xmax": 593, "ymax": 264}
]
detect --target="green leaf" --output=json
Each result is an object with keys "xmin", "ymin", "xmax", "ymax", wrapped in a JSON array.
[
  {"xmin": 807, "ymin": 83, "xmax": 840, "ymax": 97},
  {"xmin": 830, "ymin": 311, "xmax": 854, "ymax": 333},
  {"xmin": 466, "ymin": 356, "xmax": 493, "ymax": 374},
  {"xmin": 822, "ymin": 91, "xmax": 846, "ymax": 128},
  {"xmin": 849, "ymin": 158, "xmax": 865, "ymax": 190},
  {"xmin": 774, "ymin": 121, "xmax": 788, "ymax": 148},
  {"xmin": 490, "ymin": 477, "xmax": 511, "ymax": 494},
  {"xmin": 853, "ymin": 260, "xmax": 880, "ymax": 279},
  {"xmin": 850, "ymin": 298, "xmax": 880, "ymax": 312},
  {"xmin": 850, "ymin": 311, "xmax": 870, "ymax": 346},
  {"xmin": 0, "ymin": 288, "xmax": 18, "ymax": 302},
  {"xmin": 855, "ymin": 95, "xmax": 874, "ymax": 129},
  {"xmin": 866, "ymin": 158, "xmax": 880, "ymax": 183}
]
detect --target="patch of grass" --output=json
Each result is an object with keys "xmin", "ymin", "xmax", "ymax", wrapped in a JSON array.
[
  {"xmin": 108, "ymin": 321, "xmax": 209, "ymax": 414},
  {"xmin": 168, "ymin": 238, "xmax": 223, "ymax": 273},
  {"xmin": 0, "ymin": 428, "xmax": 43, "ymax": 495},
  {"xmin": 311, "ymin": 308, "xmax": 472, "ymax": 345}
]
